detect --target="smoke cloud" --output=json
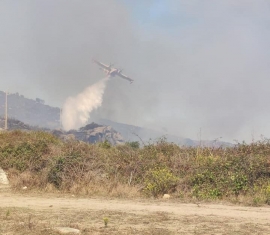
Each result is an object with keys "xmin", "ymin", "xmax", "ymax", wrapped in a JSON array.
[
  {"xmin": 0, "ymin": 1, "xmax": 270, "ymax": 142},
  {"xmin": 62, "ymin": 77, "xmax": 108, "ymax": 131}
]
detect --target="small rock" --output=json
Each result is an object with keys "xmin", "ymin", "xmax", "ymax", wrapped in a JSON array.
[
  {"xmin": 54, "ymin": 227, "xmax": 80, "ymax": 234},
  {"xmin": 163, "ymin": 194, "xmax": 171, "ymax": 199},
  {"xmin": 22, "ymin": 186, "xmax": 27, "ymax": 190},
  {"xmin": 0, "ymin": 168, "xmax": 9, "ymax": 185}
]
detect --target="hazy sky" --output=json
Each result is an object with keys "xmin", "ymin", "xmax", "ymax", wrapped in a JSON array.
[{"xmin": 1, "ymin": 0, "xmax": 270, "ymax": 142}]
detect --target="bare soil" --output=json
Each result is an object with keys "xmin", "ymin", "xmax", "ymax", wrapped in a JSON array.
[{"xmin": 1, "ymin": 190, "xmax": 270, "ymax": 234}]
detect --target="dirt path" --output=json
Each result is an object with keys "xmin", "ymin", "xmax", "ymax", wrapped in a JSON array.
[
  {"xmin": 1, "ymin": 192, "xmax": 270, "ymax": 222},
  {"xmin": 1, "ymin": 191, "xmax": 270, "ymax": 234}
]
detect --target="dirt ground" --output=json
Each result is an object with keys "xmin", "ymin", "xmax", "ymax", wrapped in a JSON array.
[{"xmin": 0, "ymin": 189, "xmax": 270, "ymax": 234}]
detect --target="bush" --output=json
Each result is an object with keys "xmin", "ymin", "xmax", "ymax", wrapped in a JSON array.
[
  {"xmin": 265, "ymin": 185, "xmax": 270, "ymax": 205},
  {"xmin": 144, "ymin": 167, "xmax": 179, "ymax": 197},
  {"xmin": 98, "ymin": 140, "xmax": 111, "ymax": 149},
  {"xmin": 126, "ymin": 141, "xmax": 140, "ymax": 149},
  {"xmin": 47, "ymin": 157, "xmax": 65, "ymax": 188}
]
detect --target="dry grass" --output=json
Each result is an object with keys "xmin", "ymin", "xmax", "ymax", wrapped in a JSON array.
[{"xmin": 1, "ymin": 205, "xmax": 270, "ymax": 235}]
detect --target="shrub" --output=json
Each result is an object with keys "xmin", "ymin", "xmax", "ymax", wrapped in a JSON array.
[
  {"xmin": 144, "ymin": 167, "xmax": 179, "ymax": 197},
  {"xmin": 99, "ymin": 140, "xmax": 111, "ymax": 149},
  {"xmin": 265, "ymin": 185, "xmax": 270, "ymax": 205},
  {"xmin": 47, "ymin": 157, "xmax": 65, "ymax": 188},
  {"xmin": 126, "ymin": 141, "xmax": 140, "ymax": 149}
]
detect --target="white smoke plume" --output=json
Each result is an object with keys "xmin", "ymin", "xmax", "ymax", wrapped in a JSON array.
[{"xmin": 61, "ymin": 77, "xmax": 109, "ymax": 130}]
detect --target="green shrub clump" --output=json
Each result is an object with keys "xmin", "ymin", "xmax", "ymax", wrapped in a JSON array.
[
  {"xmin": 144, "ymin": 167, "xmax": 179, "ymax": 197},
  {"xmin": 265, "ymin": 185, "xmax": 270, "ymax": 205}
]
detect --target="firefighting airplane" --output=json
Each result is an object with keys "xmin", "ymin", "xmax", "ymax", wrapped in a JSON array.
[{"xmin": 93, "ymin": 59, "xmax": 134, "ymax": 84}]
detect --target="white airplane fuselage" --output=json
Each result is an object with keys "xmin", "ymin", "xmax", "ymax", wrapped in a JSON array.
[
  {"xmin": 94, "ymin": 59, "xmax": 133, "ymax": 83},
  {"xmin": 105, "ymin": 68, "xmax": 120, "ymax": 77}
]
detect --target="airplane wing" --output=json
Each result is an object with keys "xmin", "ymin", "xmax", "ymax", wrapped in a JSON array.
[
  {"xmin": 92, "ymin": 59, "xmax": 111, "ymax": 71},
  {"xmin": 117, "ymin": 72, "xmax": 134, "ymax": 83}
]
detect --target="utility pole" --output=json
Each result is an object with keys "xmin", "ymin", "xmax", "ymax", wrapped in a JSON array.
[
  {"xmin": 59, "ymin": 108, "xmax": 62, "ymax": 129},
  {"xmin": 4, "ymin": 91, "xmax": 8, "ymax": 130}
]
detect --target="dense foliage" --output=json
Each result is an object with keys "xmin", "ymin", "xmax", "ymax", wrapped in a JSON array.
[{"xmin": 0, "ymin": 130, "xmax": 270, "ymax": 205}]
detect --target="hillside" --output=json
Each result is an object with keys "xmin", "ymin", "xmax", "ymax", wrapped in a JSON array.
[
  {"xmin": 0, "ymin": 117, "xmax": 123, "ymax": 145},
  {"xmin": 95, "ymin": 118, "xmax": 232, "ymax": 147},
  {"xmin": 52, "ymin": 122, "xmax": 124, "ymax": 145},
  {"xmin": 0, "ymin": 90, "xmax": 231, "ymax": 146},
  {"xmin": 0, "ymin": 91, "xmax": 60, "ymax": 129},
  {"xmin": 0, "ymin": 118, "xmax": 34, "ymax": 131}
]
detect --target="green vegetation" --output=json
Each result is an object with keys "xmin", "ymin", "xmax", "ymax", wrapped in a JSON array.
[
  {"xmin": 103, "ymin": 217, "xmax": 109, "ymax": 227},
  {"xmin": 125, "ymin": 141, "xmax": 140, "ymax": 149},
  {"xmin": 1, "ymin": 130, "xmax": 270, "ymax": 205},
  {"xmin": 144, "ymin": 167, "xmax": 179, "ymax": 197},
  {"xmin": 5, "ymin": 209, "xmax": 10, "ymax": 220}
]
